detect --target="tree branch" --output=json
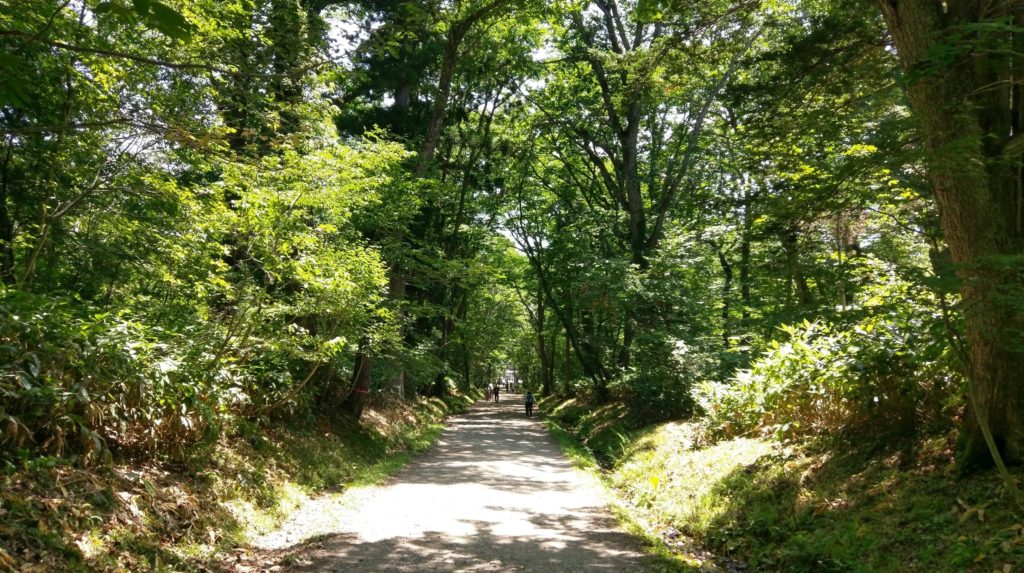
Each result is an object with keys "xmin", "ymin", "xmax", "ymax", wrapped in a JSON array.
[{"xmin": 0, "ymin": 30, "xmax": 329, "ymax": 78}]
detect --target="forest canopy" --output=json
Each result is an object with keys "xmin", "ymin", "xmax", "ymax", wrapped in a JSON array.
[{"xmin": 1, "ymin": 0, "xmax": 1022, "ymax": 477}]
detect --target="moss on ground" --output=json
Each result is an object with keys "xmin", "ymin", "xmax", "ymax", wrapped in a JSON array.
[
  {"xmin": 0, "ymin": 391, "xmax": 477, "ymax": 572},
  {"xmin": 541, "ymin": 396, "xmax": 1024, "ymax": 573}
]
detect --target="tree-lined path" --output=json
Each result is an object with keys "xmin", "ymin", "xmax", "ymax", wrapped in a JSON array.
[
  {"xmin": 261, "ymin": 397, "xmax": 649, "ymax": 572},
  {"xmin": 7, "ymin": 1, "xmax": 1024, "ymax": 570}
]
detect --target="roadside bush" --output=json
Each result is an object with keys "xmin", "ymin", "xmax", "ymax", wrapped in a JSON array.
[
  {"xmin": 0, "ymin": 291, "xmax": 234, "ymax": 464},
  {"xmin": 609, "ymin": 335, "xmax": 710, "ymax": 424},
  {"xmin": 556, "ymin": 376, "xmax": 600, "ymax": 402},
  {"xmin": 610, "ymin": 366, "xmax": 695, "ymax": 424},
  {"xmin": 696, "ymin": 281, "xmax": 960, "ymax": 442}
]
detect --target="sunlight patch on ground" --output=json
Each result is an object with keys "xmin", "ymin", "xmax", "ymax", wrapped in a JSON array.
[{"xmin": 249, "ymin": 400, "xmax": 649, "ymax": 572}]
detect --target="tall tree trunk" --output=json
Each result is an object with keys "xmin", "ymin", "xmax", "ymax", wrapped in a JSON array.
[
  {"xmin": 782, "ymin": 229, "xmax": 813, "ymax": 308},
  {"xmin": 414, "ymin": 0, "xmax": 506, "ymax": 176},
  {"xmin": 268, "ymin": 0, "xmax": 306, "ymax": 136},
  {"xmin": 623, "ymin": 104, "xmax": 648, "ymax": 270},
  {"xmin": 617, "ymin": 318, "xmax": 634, "ymax": 368},
  {"xmin": 580, "ymin": 306, "xmax": 609, "ymax": 400},
  {"xmin": 562, "ymin": 327, "xmax": 572, "ymax": 382},
  {"xmin": 218, "ymin": 5, "xmax": 261, "ymax": 157},
  {"xmin": 460, "ymin": 340, "xmax": 471, "ymax": 392},
  {"xmin": 387, "ymin": 267, "xmax": 406, "ymax": 398},
  {"xmin": 716, "ymin": 248, "xmax": 734, "ymax": 349},
  {"xmin": 740, "ymin": 188, "xmax": 753, "ymax": 329},
  {"xmin": 525, "ymin": 250, "xmax": 610, "ymax": 390},
  {"xmin": 414, "ymin": 35, "xmax": 459, "ymax": 177},
  {"xmin": 739, "ymin": 229, "xmax": 752, "ymax": 348},
  {"xmin": 391, "ymin": 2, "xmax": 506, "ymax": 395},
  {"xmin": 877, "ymin": 0, "xmax": 1024, "ymax": 467},
  {"xmin": 536, "ymin": 288, "xmax": 555, "ymax": 395},
  {"xmin": 455, "ymin": 288, "xmax": 470, "ymax": 392},
  {"xmin": 0, "ymin": 146, "xmax": 14, "ymax": 286},
  {"xmin": 430, "ymin": 284, "xmax": 466, "ymax": 397},
  {"xmin": 344, "ymin": 338, "xmax": 373, "ymax": 421},
  {"xmin": 430, "ymin": 314, "xmax": 453, "ymax": 398},
  {"xmin": 544, "ymin": 333, "xmax": 556, "ymax": 395},
  {"xmin": 535, "ymin": 289, "xmax": 547, "ymax": 383}
]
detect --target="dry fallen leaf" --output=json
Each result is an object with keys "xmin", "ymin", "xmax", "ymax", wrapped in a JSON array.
[{"xmin": 0, "ymin": 547, "xmax": 15, "ymax": 573}]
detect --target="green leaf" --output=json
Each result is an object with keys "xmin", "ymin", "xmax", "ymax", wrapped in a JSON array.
[
  {"xmin": 147, "ymin": 1, "xmax": 195, "ymax": 40},
  {"xmin": 96, "ymin": 0, "xmax": 194, "ymax": 40},
  {"xmin": 94, "ymin": 2, "xmax": 136, "ymax": 20},
  {"xmin": 0, "ymin": 54, "xmax": 31, "ymax": 108}
]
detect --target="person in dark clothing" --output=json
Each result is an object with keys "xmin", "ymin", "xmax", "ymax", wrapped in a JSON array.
[
  {"xmin": 525, "ymin": 391, "xmax": 535, "ymax": 417},
  {"xmin": 493, "ymin": 384, "xmax": 500, "ymax": 403}
]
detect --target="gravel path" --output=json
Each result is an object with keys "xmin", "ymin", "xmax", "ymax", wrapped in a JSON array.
[{"xmin": 263, "ymin": 396, "xmax": 651, "ymax": 573}]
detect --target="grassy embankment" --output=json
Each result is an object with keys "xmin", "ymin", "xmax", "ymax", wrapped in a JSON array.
[
  {"xmin": 540, "ymin": 396, "xmax": 1024, "ymax": 573},
  {"xmin": 1, "ymin": 392, "xmax": 477, "ymax": 572}
]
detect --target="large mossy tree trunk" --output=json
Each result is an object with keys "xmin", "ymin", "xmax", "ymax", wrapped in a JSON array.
[{"xmin": 877, "ymin": 0, "xmax": 1024, "ymax": 468}]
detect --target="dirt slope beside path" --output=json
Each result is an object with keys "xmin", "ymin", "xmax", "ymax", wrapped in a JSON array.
[{"xmin": 261, "ymin": 396, "xmax": 651, "ymax": 573}]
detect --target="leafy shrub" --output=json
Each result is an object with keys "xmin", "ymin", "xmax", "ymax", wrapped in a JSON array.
[
  {"xmin": 561, "ymin": 376, "xmax": 601, "ymax": 402},
  {"xmin": 609, "ymin": 366, "xmax": 695, "ymax": 424},
  {"xmin": 608, "ymin": 335, "xmax": 711, "ymax": 424},
  {"xmin": 0, "ymin": 291, "xmax": 235, "ymax": 463},
  {"xmin": 696, "ymin": 282, "xmax": 960, "ymax": 442}
]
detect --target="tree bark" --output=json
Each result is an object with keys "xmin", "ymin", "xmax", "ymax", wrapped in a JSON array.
[
  {"xmin": 518, "ymin": 231, "xmax": 611, "ymax": 391},
  {"xmin": 544, "ymin": 333, "xmax": 556, "ymax": 395},
  {"xmin": 268, "ymin": 0, "xmax": 306, "ymax": 136},
  {"xmin": 0, "ymin": 146, "xmax": 14, "ymax": 286},
  {"xmin": 740, "ymin": 188, "xmax": 753, "ymax": 328},
  {"xmin": 344, "ymin": 338, "xmax": 373, "ymax": 421},
  {"xmin": 562, "ymin": 328, "xmax": 572, "ymax": 381},
  {"xmin": 536, "ymin": 287, "xmax": 555, "ymax": 395},
  {"xmin": 414, "ymin": 34, "xmax": 459, "ymax": 177},
  {"xmin": 781, "ymin": 228, "xmax": 812, "ymax": 309},
  {"xmin": 716, "ymin": 247, "xmax": 734, "ymax": 348},
  {"xmin": 391, "ymin": 1, "xmax": 511, "ymax": 399},
  {"xmin": 877, "ymin": 0, "xmax": 1024, "ymax": 467},
  {"xmin": 387, "ymin": 267, "xmax": 406, "ymax": 398},
  {"xmin": 414, "ymin": 0, "xmax": 507, "ymax": 176}
]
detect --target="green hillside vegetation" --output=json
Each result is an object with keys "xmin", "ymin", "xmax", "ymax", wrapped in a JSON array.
[
  {"xmin": 2, "ymin": 393, "xmax": 475, "ymax": 571},
  {"xmin": 543, "ymin": 397, "xmax": 1024, "ymax": 572}
]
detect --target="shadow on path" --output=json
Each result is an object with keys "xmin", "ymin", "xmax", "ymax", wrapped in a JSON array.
[{"xmin": 256, "ymin": 396, "xmax": 652, "ymax": 573}]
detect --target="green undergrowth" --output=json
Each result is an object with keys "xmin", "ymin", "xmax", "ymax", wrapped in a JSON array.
[
  {"xmin": 540, "ymin": 395, "xmax": 633, "ymax": 467},
  {"xmin": 540, "ymin": 396, "xmax": 1024, "ymax": 573},
  {"xmin": 0, "ymin": 391, "xmax": 476, "ymax": 572}
]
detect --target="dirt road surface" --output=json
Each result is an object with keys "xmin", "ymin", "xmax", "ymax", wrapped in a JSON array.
[{"xmin": 257, "ymin": 396, "xmax": 651, "ymax": 572}]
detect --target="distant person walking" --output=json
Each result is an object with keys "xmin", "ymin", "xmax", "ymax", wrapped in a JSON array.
[
  {"xmin": 493, "ymin": 384, "xmax": 500, "ymax": 403},
  {"xmin": 525, "ymin": 391, "xmax": 535, "ymax": 417}
]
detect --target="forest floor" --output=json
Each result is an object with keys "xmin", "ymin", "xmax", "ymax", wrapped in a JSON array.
[{"xmin": 226, "ymin": 395, "xmax": 656, "ymax": 573}]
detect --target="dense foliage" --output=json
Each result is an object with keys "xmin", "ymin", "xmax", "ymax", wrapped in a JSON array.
[
  {"xmin": 2, "ymin": 0, "xmax": 1022, "ymax": 476},
  {"xmin": 0, "ymin": 0, "xmax": 527, "ymax": 465}
]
